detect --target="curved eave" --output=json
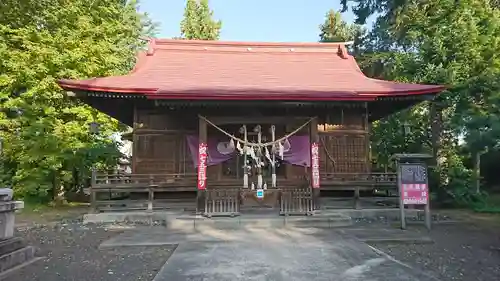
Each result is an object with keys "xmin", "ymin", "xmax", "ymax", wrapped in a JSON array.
[
  {"xmin": 150, "ymin": 87, "xmax": 445, "ymax": 101},
  {"xmin": 58, "ymin": 79, "xmax": 157, "ymax": 95},
  {"xmin": 58, "ymin": 79, "xmax": 445, "ymax": 101}
]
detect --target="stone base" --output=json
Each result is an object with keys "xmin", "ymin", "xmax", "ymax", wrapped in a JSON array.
[
  {"xmin": 0, "ymin": 237, "xmax": 37, "ymax": 274},
  {"xmin": 0, "ymin": 200, "xmax": 39, "ymax": 278},
  {"xmin": 84, "ymin": 210, "xmax": 354, "ymax": 229},
  {"xmin": 84, "ymin": 208, "xmax": 423, "ymax": 226},
  {"xmin": 0, "ymin": 201, "xmax": 24, "ymax": 240},
  {"xmin": 0, "ymin": 237, "xmax": 25, "ymax": 256}
]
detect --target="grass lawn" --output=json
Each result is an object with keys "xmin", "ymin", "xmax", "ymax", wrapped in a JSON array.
[{"xmin": 16, "ymin": 202, "xmax": 89, "ymax": 225}]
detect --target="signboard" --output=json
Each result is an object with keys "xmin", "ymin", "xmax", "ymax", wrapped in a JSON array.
[
  {"xmin": 311, "ymin": 142, "xmax": 320, "ymax": 188},
  {"xmin": 399, "ymin": 163, "xmax": 429, "ymax": 205},
  {"xmin": 256, "ymin": 189, "xmax": 264, "ymax": 199},
  {"xmin": 197, "ymin": 143, "xmax": 208, "ymax": 190}
]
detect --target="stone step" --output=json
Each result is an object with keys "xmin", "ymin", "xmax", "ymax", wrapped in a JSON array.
[
  {"xmin": 0, "ymin": 237, "xmax": 26, "ymax": 256},
  {"xmin": 0, "ymin": 246, "xmax": 36, "ymax": 273},
  {"xmin": 85, "ymin": 210, "xmax": 353, "ymax": 229},
  {"xmin": 170, "ymin": 213, "xmax": 353, "ymax": 230}
]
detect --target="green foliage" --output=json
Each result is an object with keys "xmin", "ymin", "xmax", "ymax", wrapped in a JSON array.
[
  {"xmin": 371, "ymin": 105, "xmax": 433, "ymax": 169},
  {"xmin": 319, "ymin": 10, "xmax": 362, "ymax": 42},
  {"xmin": 0, "ymin": 0, "xmax": 154, "ymax": 201},
  {"xmin": 180, "ymin": 0, "xmax": 222, "ymax": 40},
  {"xmin": 341, "ymin": 0, "xmax": 500, "ymax": 206},
  {"xmin": 473, "ymin": 197, "xmax": 500, "ymax": 213}
]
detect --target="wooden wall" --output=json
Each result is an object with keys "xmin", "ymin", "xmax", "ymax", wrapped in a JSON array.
[
  {"xmin": 318, "ymin": 106, "xmax": 370, "ymax": 174},
  {"xmin": 132, "ymin": 108, "xmax": 195, "ymax": 175},
  {"xmin": 131, "ymin": 104, "xmax": 370, "ymax": 177},
  {"xmin": 286, "ymin": 106, "xmax": 370, "ymax": 178}
]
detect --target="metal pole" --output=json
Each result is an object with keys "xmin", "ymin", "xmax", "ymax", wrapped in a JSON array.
[
  {"xmin": 397, "ymin": 161, "xmax": 406, "ymax": 229},
  {"xmin": 90, "ymin": 167, "xmax": 97, "ymax": 213},
  {"xmin": 424, "ymin": 162, "xmax": 431, "ymax": 230},
  {"xmin": 424, "ymin": 200, "xmax": 431, "ymax": 230}
]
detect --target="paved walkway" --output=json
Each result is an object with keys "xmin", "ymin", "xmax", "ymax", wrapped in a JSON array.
[{"xmin": 101, "ymin": 227, "xmax": 439, "ymax": 281}]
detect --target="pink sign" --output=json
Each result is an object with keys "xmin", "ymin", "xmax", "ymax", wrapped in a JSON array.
[
  {"xmin": 311, "ymin": 142, "xmax": 320, "ymax": 188},
  {"xmin": 197, "ymin": 143, "xmax": 208, "ymax": 190},
  {"xmin": 402, "ymin": 183, "xmax": 428, "ymax": 205}
]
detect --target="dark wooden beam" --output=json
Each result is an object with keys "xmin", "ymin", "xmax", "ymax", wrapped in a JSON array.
[{"xmin": 206, "ymin": 116, "xmax": 310, "ymax": 125}]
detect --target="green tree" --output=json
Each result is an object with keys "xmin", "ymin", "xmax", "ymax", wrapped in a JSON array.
[
  {"xmin": 340, "ymin": 0, "xmax": 500, "ymax": 204},
  {"xmin": 180, "ymin": 0, "xmax": 222, "ymax": 40},
  {"xmin": 319, "ymin": 10, "xmax": 361, "ymax": 42},
  {"xmin": 0, "ymin": 0, "xmax": 155, "ymax": 201}
]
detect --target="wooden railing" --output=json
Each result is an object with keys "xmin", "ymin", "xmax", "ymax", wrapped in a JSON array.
[
  {"xmin": 89, "ymin": 172, "xmax": 197, "ymax": 212},
  {"xmin": 280, "ymin": 188, "xmax": 314, "ymax": 216},
  {"xmin": 93, "ymin": 172, "xmax": 197, "ymax": 186},
  {"xmin": 320, "ymin": 172, "xmax": 398, "ymax": 209},
  {"xmin": 321, "ymin": 172, "xmax": 397, "ymax": 187},
  {"xmin": 204, "ymin": 188, "xmax": 240, "ymax": 217},
  {"xmin": 88, "ymin": 171, "xmax": 398, "ymax": 212}
]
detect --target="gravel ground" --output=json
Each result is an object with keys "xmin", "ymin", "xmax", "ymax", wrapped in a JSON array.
[
  {"xmin": 370, "ymin": 223, "xmax": 500, "ymax": 281},
  {"xmin": 7, "ymin": 212, "xmax": 500, "ymax": 281},
  {"xmin": 6, "ymin": 222, "xmax": 176, "ymax": 281}
]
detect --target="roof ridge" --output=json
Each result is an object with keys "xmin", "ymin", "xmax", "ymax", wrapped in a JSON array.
[
  {"xmin": 152, "ymin": 38, "xmax": 351, "ymax": 48},
  {"xmin": 146, "ymin": 38, "xmax": 351, "ymax": 58}
]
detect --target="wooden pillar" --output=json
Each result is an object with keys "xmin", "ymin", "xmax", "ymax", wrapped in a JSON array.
[
  {"xmin": 285, "ymin": 123, "xmax": 292, "ymax": 179},
  {"xmin": 353, "ymin": 187, "xmax": 361, "ymax": 209},
  {"xmin": 132, "ymin": 105, "xmax": 138, "ymax": 173},
  {"xmin": 309, "ymin": 117, "xmax": 321, "ymax": 210},
  {"xmin": 147, "ymin": 175, "xmax": 154, "ymax": 212},
  {"xmin": 197, "ymin": 116, "xmax": 208, "ymax": 214},
  {"xmin": 364, "ymin": 102, "xmax": 371, "ymax": 173}
]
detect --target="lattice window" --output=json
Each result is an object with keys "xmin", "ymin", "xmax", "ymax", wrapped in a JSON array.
[{"xmin": 321, "ymin": 133, "xmax": 368, "ymax": 173}]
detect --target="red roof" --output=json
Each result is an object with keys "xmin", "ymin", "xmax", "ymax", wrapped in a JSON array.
[{"xmin": 58, "ymin": 39, "xmax": 445, "ymax": 101}]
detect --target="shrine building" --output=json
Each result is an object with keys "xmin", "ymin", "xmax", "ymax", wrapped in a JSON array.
[{"xmin": 57, "ymin": 39, "xmax": 445, "ymax": 216}]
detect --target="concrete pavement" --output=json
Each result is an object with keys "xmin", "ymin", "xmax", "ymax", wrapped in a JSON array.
[{"xmin": 100, "ymin": 226, "xmax": 439, "ymax": 281}]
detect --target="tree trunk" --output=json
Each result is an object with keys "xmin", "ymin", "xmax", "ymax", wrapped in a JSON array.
[
  {"xmin": 430, "ymin": 100, "xmax": 448, "ymax": 186},
  {"xmin": 53, "ymin": 170, "xmax": 67, "ymax": 206},
  {"xmin": 430, "ymin": 101, "xmax": 443, "ymax": 165},
  {"xmin": 473, "ymin": 151, "xmax": 481, "ymax": 194}
]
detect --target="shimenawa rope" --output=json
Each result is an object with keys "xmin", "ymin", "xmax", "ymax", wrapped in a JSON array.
[{"xmin": 198, "ymin": 115, "xmax": 314, "ymax": 148}]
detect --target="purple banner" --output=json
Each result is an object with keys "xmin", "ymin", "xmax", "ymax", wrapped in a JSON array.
[
  {"xmin": 186, "ymin": 135, "xmax": 311, "ymax": 167},
  {"xmin": 280, "ymin": 135, "xmax": 311, "ymax": 167},
  {"xmin": 186, "ymin": 135, "xmax": 235, "ymax": 167}
]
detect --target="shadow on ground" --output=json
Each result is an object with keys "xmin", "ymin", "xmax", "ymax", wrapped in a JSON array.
[{"xmin": 101, "ymin": 225, "xmax": 439, "ymax": 281}]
